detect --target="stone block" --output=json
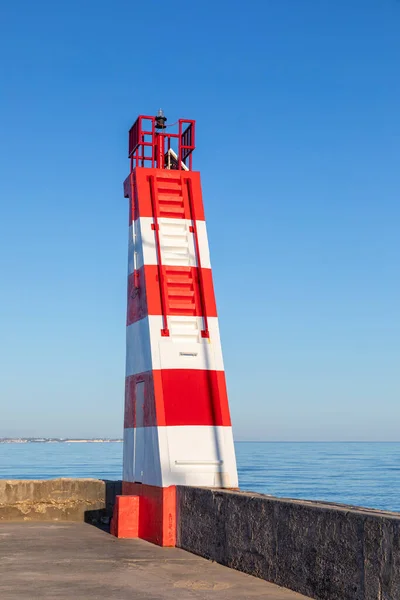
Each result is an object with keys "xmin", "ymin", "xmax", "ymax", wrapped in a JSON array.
[{"xmin": 110, "ymin": 495, "xmax": 139, "ymax": 538}]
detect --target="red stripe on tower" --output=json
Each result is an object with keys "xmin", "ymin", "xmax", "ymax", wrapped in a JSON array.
[{"xmin": 111, "ymin": 112, "xmax": 238, "ymax": 547}]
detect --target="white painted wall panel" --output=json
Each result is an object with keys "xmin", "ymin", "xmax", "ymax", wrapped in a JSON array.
[
  {"xmin": 129, "ymin": 217, "xmax": 212, "ymax": 272},
  {"xmin": 124, "ymin": 425, "xmax": 238, "ymax": 488}
]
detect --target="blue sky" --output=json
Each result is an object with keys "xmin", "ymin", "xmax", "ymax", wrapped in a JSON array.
[{"xmin": 0, "ymin": 0, "xmax": 399, "ymax": 440}]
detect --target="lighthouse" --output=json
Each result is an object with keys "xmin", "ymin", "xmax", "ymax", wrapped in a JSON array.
[{"xmin": 112, "ymin": 112, "xmax": 238, "ymax": 546}]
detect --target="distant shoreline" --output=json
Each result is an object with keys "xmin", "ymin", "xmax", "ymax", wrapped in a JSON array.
[{"xmin": 0, "ymin": 438, "xmax": 123, "ymax": 444}]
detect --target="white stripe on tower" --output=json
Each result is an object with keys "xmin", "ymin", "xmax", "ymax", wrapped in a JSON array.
[
  {"xmin": 125, "ymin": 316, "xmax": 225, "ymax": 376},
  {"xmin": 123, "ymin": 425, "xmax": 237, "ymax": 487},
  {"xmin": 128, "ymin": 218, "xmax": 212, "ymax": 272}
]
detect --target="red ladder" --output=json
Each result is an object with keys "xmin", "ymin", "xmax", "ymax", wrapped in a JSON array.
[{"xmin": 148, "ymin": 173, "xmax": 210, "ymax": 338}]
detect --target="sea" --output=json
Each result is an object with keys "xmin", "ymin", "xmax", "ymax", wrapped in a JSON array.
[{"xmin": 1, "ymin": 441, "xmax": 399, "ymax": 513}]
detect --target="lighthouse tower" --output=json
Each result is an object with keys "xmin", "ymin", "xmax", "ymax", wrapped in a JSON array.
[{"xmin": 112, "ymin": 112, "xmax": 238, "ymax": 546}]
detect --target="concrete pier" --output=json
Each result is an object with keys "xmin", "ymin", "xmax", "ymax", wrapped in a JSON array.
[
  {"xmin": 0, "ymin": 522, "xmax": 311, "ymax": 599},
  {"xmin": 2, "ymin": 479, "xmax": 400, "ymax": 599}
]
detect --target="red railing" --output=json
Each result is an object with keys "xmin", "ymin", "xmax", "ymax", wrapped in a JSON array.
[{"xmin": 128, "ymin": 115, "xmax": 195, "ymax": 171}]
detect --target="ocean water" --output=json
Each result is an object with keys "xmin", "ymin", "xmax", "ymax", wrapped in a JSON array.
[{"xmin": 1, "ymin": 441, "xmax": 399, "ymax": 513}]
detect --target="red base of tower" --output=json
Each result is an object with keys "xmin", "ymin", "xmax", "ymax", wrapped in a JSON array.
[{"xmin": 110, "ymin": 483, "xmax": 176, "ymax": 547}]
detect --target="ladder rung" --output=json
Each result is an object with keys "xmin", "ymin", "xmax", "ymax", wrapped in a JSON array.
[
  {"xmin": 159, "ymin": 209, "xmax": 185, "ymax": 217},
  {"xmin": 158, "ymin": 196, "xmax": 183, "ymax": 204},
  {"xmin": 163, "ymin": 259, "xmax": 192, "ymax": 266},
  {"xmin": 161, "ymin": 237, "xmax": 188, "ymax": 244},
  {"xmin": 166, "ymin": 274, "xmax": 193, "ymax": 282},
  {"xmin": 156, "ymin": 187, "xmax": 181, "ymax": 194},
  {"xmin": 162, "ymin": 245, "xmax": 190, "ymax": 253},
  {"xmin": 156, "ymin": 176, "xmax": 181, "ymax": 185},
  {"xmin": 169, "ymin": 303, "xmax": 196, "ymax": 311},
  {"xmin": 167, "ymin": 289, "xmax": 195, "ymax": 297}
]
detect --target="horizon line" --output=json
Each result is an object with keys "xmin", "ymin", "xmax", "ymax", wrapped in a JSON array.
[{"xmin": 2, "ymin": 437, "xmax": 400, "ymax": 444}]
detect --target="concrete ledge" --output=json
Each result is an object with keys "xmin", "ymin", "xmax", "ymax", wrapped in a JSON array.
[
  {"xmin": 177, "ymin": 487, "xmax": 400, "ymax": 600},
  {"xmin": 0, "ymin": 479, "xmax": 121, "ymax": 522}
]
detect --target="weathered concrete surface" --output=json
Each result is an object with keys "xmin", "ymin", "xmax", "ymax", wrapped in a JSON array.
[
  {"xmin": 177, "ymin": 487, "xmax": 400, "ymax": 600},
  {"xmin": 0, "ymin": 522, "xmax": 312, "ymax": 599},
  {"xmin": 0, "ymin": 479, "xmax": 121, "ymax": 522}
]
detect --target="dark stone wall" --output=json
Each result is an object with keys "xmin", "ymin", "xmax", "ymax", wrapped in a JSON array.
[{"xmin": 177, "ymin": 487, "xmax": 400, "ymax": 600}]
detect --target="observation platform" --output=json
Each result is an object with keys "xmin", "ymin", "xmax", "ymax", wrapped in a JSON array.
[{"xmin": 0, "ymin": 522, "xmax": 311, "ymax": 600}]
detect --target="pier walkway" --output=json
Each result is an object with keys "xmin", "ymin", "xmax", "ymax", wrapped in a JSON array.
[{"xmin": 0, "ymin": 522, "xmax": 312, "ymax": 599}]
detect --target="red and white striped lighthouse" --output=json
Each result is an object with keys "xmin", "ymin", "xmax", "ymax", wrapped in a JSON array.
[{"xmin": 111, "ymin": 112, "xmax": 238, "ymax": 546}]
